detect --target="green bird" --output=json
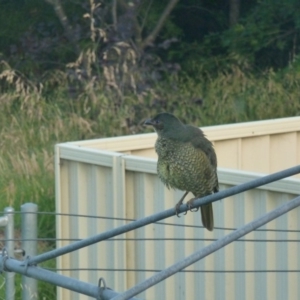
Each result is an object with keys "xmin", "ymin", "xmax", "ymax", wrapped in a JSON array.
[{"xmin": 144, "ymin": 112, "xmax": 219, "ymax": 231}]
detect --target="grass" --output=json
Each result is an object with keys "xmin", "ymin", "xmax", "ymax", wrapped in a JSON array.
[{"xmin": 0, "ymin": 64, "xmax": 299, "ymax": 298}]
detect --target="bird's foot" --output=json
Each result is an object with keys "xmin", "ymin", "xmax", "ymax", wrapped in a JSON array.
[
  {"xmin": 186, "ymin": 198, "xmax": 199, "ymax": 212},
  {"xmin": 174, "ymin": 202, "xmax": 187, "ymax": 217},
  {"xmin": 174, "ymin": 191, "xmax": 189, "ymax": 217}
]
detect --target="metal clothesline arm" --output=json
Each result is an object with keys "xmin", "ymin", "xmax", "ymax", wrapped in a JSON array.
[
  {"xmin": 113, "ymin": 195, "xmax": 300, "ymax": 300},
  {"xmin": 27, "ymin": 165, "xmax": 300, "ymax": 266}
]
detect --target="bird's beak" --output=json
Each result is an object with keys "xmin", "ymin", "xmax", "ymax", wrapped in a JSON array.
[{"xmin": 144, "ymin": 118, "xmax": 153, "ymax": 126}]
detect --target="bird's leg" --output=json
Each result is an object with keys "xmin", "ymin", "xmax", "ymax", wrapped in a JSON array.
[
  {"xmin": 186, "ymin": 198, "xmax": 199, "ymax": 212},
  {"xmin": 175, "ymin": 191, "xmax": 189, "ymax": 217}
]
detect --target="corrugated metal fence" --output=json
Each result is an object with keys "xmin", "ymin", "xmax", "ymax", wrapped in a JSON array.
[
  {"xmin": 55, "ymin": 144, "xmax": 300, "ymax": 300},
  {"xmin": 54, "ymin": 117, "xmax": 300, "ymax": 300}
]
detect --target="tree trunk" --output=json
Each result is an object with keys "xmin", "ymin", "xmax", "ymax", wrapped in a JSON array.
[{"xmin": 229, "ymin": 0, "xmax": 240, "ymax": 26}]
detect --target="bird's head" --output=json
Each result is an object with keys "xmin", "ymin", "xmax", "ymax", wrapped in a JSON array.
[{"xmin": 144, "ymin": 112, "xmax": 184, "ymax": 138}]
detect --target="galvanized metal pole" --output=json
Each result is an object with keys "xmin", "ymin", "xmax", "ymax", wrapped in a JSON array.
[
  {"xmin": 0, "ymin": 257, "xmax": 141, "ymax": 300},
  {"xmin": 21, "ymin": 203, "xmax": 38, "ymax": 300},
  {"xmin": 0, "ymin": 217, "xmax": 8, "ymax": 227},
  {"xmin": 112, "ymin": 195, "xmax": 300, "ymax": 300},
  {"xmin": 4, "ymin": 207, "xmax": 15, "ymax": 300}
]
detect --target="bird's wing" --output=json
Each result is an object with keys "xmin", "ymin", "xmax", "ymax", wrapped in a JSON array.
[
  {"xmin": 185, "ymin": 125, "xmax": 217, "ymax": 167},
  {"xmin": 185, "ymin": 125, "xmax": 219, "ymax": 192}
]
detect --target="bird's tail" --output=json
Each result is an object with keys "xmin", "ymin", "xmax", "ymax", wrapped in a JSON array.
[{"xmin": 200, "ymin": 203, "xmax": 214, "ymax": 231}]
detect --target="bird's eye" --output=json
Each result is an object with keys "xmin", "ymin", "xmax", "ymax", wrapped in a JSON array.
[{"xmin": 154, "ymin": 119, "xmax": 160, "ymax": 124}]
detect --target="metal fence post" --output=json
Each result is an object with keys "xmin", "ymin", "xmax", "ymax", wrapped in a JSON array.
[
  {"xmin": 4, "ymin": 207, "xmax": 15, "ymax": 300},
  {"xmin": 21, "ymin": 203, "xmax": 38, "ymax": 300}
]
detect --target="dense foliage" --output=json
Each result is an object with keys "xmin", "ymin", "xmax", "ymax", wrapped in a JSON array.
[{"xmin": 1, "ymin": 0, "xmax": 300, "ymax": 72}]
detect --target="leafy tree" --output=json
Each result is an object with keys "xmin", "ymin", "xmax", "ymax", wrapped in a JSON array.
[{"xmin": 221, "ymin": 0, "xmax": 300, "ymax": 69}]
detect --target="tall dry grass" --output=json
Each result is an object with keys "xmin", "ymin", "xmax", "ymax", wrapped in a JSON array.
[{"xmin": 1, "ymin": 64, "xmax": 300, "ymax": 211}]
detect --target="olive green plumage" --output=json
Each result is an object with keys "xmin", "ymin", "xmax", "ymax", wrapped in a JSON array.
[{"xmin": 144, "ymin": 112, "xmax": 219, "ymax": 231}]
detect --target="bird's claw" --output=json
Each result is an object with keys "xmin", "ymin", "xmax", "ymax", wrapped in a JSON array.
[
  {"xmin": 174, "ymin": 192, "xmax": 189, "ymax": 217},
  {"xmin": 174, "ymin": 203, "xmax": 187, "ymax": 217},
  {"xmin": 187, "ymin": 199, "xmax": 199, "ymax": 212},
  {"xmin": 190, "ymin": 207, "xmax": 199, "ymax": 212}
]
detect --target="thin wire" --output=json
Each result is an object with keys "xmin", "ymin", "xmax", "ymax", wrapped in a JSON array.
[
  {"xmin": 9, "ymin": 211, "xmax": 132, "ymax": 222},
  {"xmin": 4, "ymin": 211, "xmax": 300, "ymax": 233},
  {"xmin": 2, "ymin": 238, "xmax": 300, "ymax": 243},
  {"xmin": 46, "ymin": 268, "xmax": 300, "ymax": 273}
]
